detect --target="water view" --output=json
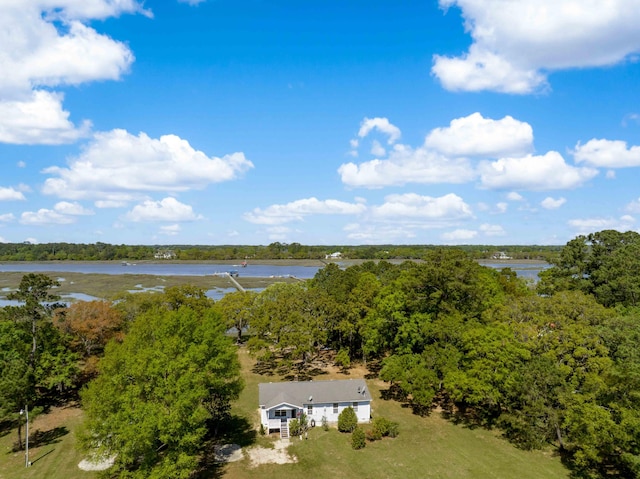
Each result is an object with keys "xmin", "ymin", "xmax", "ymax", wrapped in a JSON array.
[{"xmin": 0, "ymin": 260, "xmax": 549, "ymax": 305}]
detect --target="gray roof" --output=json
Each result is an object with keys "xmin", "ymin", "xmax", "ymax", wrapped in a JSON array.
[{"xmin": 259, "ymin": 379, "xmax": 372, "ymax": 409}]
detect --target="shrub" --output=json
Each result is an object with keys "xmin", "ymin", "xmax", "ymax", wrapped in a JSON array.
[
  {"xmin": 289, "ymin": 418, "xmax": 301, "ymax": 437},
  {"xmin": 321, "ymin": 415, "xmax": 329, "ymax": 431},
  {"xmin": 372, "ymin": 417, "xmax": 390, "ymax": 437},
  {"xmin": 299, "ymin": 412, "xmax": 308, "ymax": 431},
  {"xmin": 334, "ymin": 348, "xmax": 351, "ymax": 369},
  {"xmin": 387, "ymin": 421, "xmax": 400, "ymax": 438},
  {"xmin": 370, "ymin": 416, "xmax": 399, "ymax": 439},
  {"xmin": 365, "ymin": 428, "xmax": 381, "ymax": 442},
  {"xmin": 338, "ymin": 406, "xmax": 358, "ymax": 433},
  {"xmin": 351, "ymin": 427, "xmax": 366, "ymax": 450}
]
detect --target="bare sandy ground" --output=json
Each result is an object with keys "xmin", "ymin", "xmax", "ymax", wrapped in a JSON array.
[
  {"xmin": 247, "ymin": 439, "xmax": 297, "ymax": 467},
  {"xmin": 215, "ymin": 439, "xmax": 296, "ymax": 467}
]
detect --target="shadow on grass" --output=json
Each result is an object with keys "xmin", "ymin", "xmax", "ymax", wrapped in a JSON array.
[
  {"xmin": 31, "ymin": 448, "xmax": 54, "ymax": 465},
  {"xmin": 364, "ymin": 359, "xmax": 382, "ymax": 379},
  {"xmin": 282, "ymin": 366, "xmax": 328, "ymax": 382},
  {"xmin": 215, "ymin": 414, "xmax": 257, "ymax": 449},
  {"xmin": 195, "ymin": 414, "xmax": 258, "ymax": 479},
  {"xmin": 379, "ymin": 383, "xmax": 406, "ymax": 402},
  {"xmin": 0, "ymin": 419, "xmax": 14, "ymax": 439},
  {"xmin": 252, "ymin": 359, "xmax": 277, "ymax": 376},
  {"xmin": 379, "ymin": 384, "xmax": 433, "ymax": 417},
  {"xmin": 11, "ymin": 426, "xmax": 69, "ymax": 452}
]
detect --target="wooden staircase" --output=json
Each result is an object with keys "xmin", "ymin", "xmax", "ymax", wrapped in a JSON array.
[{"xmin": 280, "ymin": 421, "xmax": 289, "ymax": 439}]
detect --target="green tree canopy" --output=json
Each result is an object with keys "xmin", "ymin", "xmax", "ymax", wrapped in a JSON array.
[
  {"xmin": 538, "ymin": 230, "xmax": 640, "ymax": 307},
  {"xmin": 80, "ymin": 306, "xmax": 243, "ymax": 478}
]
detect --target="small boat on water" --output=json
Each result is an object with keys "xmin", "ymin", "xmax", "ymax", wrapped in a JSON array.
[{"xmin": 241, "ymin": 260, "xmax": 247, "ymax": 267}]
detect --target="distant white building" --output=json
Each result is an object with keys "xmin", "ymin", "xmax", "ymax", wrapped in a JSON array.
[
  {"xmin": 492, "ymin": 251, "xmax": 512, "ymax": 260},
  {"xmin": 259, "ymin": 379, "xmax": 371, "ymax": 438},
  {"xmin": 154, "ymin": 249, "xmax": 176, "ymax": 259},
  {"xmin": 325, "ymin": 252, "xmax": 342, "ymax": 259}
]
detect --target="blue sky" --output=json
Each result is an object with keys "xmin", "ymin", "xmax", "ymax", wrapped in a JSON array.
[{"xmin": 1, "ymin": 0, "xmax": 640, "ymax": 246}]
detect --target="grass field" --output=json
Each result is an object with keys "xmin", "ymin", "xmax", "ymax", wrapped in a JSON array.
[
  {"xmin": 0, "ymin": 406, "xmax": 97, "ymax": 479},
  {"xmin": 0, "ymin": 347, "xmax": 570, "ymax": 479},
  {"xmin": 220, "ymin": 349, "xmax": 570, "ymax": 479}
]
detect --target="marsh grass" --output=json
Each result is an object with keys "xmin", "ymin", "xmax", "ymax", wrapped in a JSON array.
[{"xmin": 0, "ymin": 271, "xmax": 299, "ymax": 301}]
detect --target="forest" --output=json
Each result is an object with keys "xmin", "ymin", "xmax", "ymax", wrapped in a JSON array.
[
  {"xmin": 0, "ymin": 240, "xmax": 559, "ymax": 261},
  {"xmin": 0, "ymin": 229, "xmax": 638, "ymax": 478}
]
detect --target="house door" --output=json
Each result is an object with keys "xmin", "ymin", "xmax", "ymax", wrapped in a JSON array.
[{"xmin": 292, "ymin": 409, "xmax": 296, "ymax": 418}]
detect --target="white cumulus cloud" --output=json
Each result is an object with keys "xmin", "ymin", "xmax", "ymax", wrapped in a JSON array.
[
  {"xmin": 43, "ymin": 129, "xmax": 253, "ymax": 201},
  {"xmin": 371, "ymin": 193, "xmax": 473, "ymax": 221},
  {"xmin": 478, "ymin": 151, "xmax": 598, "ymax": 190},
  {"xmin": 541, "ymin": 197, "xmax": 567, "ymax": 210},
  {"xmin": 424, "ymin": 113, "xmax": 533, "ymax": 157},
  {"xmin": 479, "ymin": 223, "xmax": 506, "ymax": 236},
  {"xmin": 339, "ymin": 144, "xmax": 474, "ymax": 188},
  {"xmin": 0, "ymin": 187, "xmax": 26, "ymax": 201},
  {"xmin": 626, "ymin": 198, "xmax": 640, "ymax": 214},
  {"xmin": 433, "ymin": 0, "xmax": 640, "ymax": 93},
  {"xmin": 20, "ymin": 209, "xmax": 75, "ymax": 225},
  {"xmin": 568, "ymin": 215, "xmax": 636, "ymax": 235},
  {"xmin": 124, "ymin": 197, "xmax": 202, "ymax": 222},
  {"xmin": 358, "ymin": 117, "xmax": 401, "ymax": 144},
  {"xmin": 507, "ymin": 192, "xmax": 524, "ymax": 201},
  {"xmin": 442, "ymin": 229, "xmax": 478, "ymax": 241},
  {"xmin": 0, "ymin": 91, "xmax": 91, "ymax": 145},
  {"xmin": 344, "ymin": 223, "xmax": 418, "ymax": 243},
  {"xmin": 0, "ymin": 1, "xmax": 144, "ymax": 144},
  {"xmin": 573, "ymin": 139, "xmax": 640, "ymax": 168},
  {"xmin": 244, "ymin": 198, "xmax": 367, "ymax": 225},
  {"xmin": 54, "ymin": 201, "xmax": 94, "ymax": 215},
  {"xmin": 160, "ymin": 224, "xmax": 181, "ymax": 236}
]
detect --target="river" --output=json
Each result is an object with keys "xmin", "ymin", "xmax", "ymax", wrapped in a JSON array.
[{"xmin": 0, "ymin": 260, "xmax": 548, "ymax": 306}]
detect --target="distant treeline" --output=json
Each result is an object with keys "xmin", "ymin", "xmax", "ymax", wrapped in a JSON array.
[{"xmin": 0, "ymin": 241, "xmax": 561, "ymax": 262}]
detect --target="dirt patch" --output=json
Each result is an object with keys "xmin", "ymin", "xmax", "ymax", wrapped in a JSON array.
[
  {"xmin": 31, "ymin": 405, "xmax": 82, "ymax": 432},
  {"xmin": 247, "ymin": 439, "xmax": 296, "ymax": 467},
  {"xmin": 214, "ymin": 444, "xmax": 243, "ymax": 463}
]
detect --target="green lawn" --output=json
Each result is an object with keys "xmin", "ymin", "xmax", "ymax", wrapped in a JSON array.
[
  {"xmin": 0, "ymin": 407, "xmax": 97, "ymax": 479},
  {"xmin": 0, "ymin": 347, "xmax": 570, "ymax": 479},
  {"xmin": 222, "ymin": 349, "xmax": 570, "ymax": 479}
]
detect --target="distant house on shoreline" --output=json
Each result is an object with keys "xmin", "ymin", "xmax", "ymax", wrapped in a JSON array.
[
  {"xmin": 325, "ymin": 251, "xmax": 342, "ymax": 260},
  {"xmin": 259, "ymin": 379, "xmax": 371, "ymax": 438},
  {"xmin": 154, "ymin": 249, "xmax": 176, "ymax": 259},
  {"xmin": 492, "ymin": 251, "xmax": 512, "ymax": 260}
]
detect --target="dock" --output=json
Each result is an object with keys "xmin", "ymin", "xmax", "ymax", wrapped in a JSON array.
[{"xmin": 226, "ymin": 272, "xmax": 246, "ymax": 292}]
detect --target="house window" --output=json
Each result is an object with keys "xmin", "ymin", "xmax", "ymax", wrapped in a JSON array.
[
  {"xmin": 353, "ymin": 402, "xmax": 358, "ymax": 412},
  {"xmin": 307, "ymin": 404, "xmax": 313, "ymax": 416},
  {"xmin": 275, "ymin": 409, "xmax": 287, "ymax": 417},
  {"xmin": 333, "ymin": 403, "xmax": 338, "ymax": 414}
]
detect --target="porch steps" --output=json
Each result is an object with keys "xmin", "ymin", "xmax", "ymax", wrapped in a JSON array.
[{"xmin": 280, "ymin": 423, "xmax": 289, "ymax": 439}]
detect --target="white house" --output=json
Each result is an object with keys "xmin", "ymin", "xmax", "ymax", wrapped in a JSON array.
[{"xmin": 259, "ymin": 379, "xmax": 371, "ymax": 438}]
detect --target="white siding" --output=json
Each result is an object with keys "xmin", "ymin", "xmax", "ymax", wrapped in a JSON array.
[
  {"xmin": 261, "ymin": 400, "xmax": 371, "ymax": 431},
  {"xmin": 303, "ymin": 401, "xmax": 370, "ymax": 424}
]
